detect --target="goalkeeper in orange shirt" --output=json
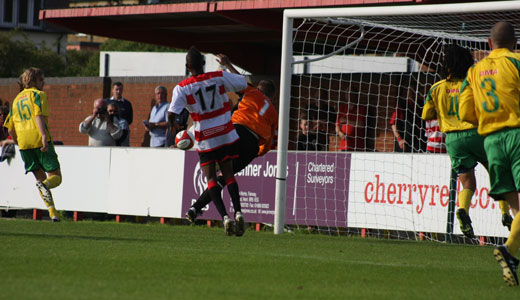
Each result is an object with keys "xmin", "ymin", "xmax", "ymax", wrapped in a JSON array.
[
  {"xmin": 4, "ymin": 68, "xmax": 63, "ymax": 222},
  {"xmin": 459, "ymin": 21, "xmax": 520, "ymax": 287},
  {"xmin": 185, "ymin": 54, "xmax": 278, "ymax": 237},
  {"xmin": 422, "ymin": 44, "xmax": 513, "ymax": 239}
]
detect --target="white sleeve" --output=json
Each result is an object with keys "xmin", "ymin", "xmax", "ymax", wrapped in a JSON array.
[
  {"xmin": 169, "ymin": 86, "xmax": 187, "ymax": 114},
  {"xmin": 221, "ymin": 71, "xmax": 247, "ymax": 93}
]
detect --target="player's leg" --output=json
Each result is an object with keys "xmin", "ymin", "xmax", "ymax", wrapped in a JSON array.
[
  {"xmin": 456, "ymin": 171, "xmax": 476, "ymax": 239},
  {"xmin": 220, "ymin": 159, "xmax": 244, "ymax": 236},
  {"xmin": 481, "ymin": 161, "xmax": 514, "ymax": 230},
  {"xmin": 33, "ymin": 168, "xmax": 59, "ymax": 222},
  {"xmin": 486, "ymin": 130, "xmax": 520, "ymax": 286},
  {"xmin": 202, "ymin": 161, "xmax": 233, "ymax": 235},
  {"xmin": 446, "ymin": 130, "xmax": 478, "ymax": 239}
]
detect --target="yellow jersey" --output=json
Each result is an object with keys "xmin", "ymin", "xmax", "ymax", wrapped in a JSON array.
[
  {"xmin": 3, "ymin": 88, "xmax": 52, "ymax": 150},
  {"xmin": 459, "ymin": 48, "xmax": 520, "ymax": 136},
  {"xmin": 422, "ymin": 79, "xmax": 477, "ymax": 133}
]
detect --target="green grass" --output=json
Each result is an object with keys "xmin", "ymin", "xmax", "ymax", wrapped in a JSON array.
[{"xmin": 0, "ymin": 218, "xmax": 518, "ymax": 299}]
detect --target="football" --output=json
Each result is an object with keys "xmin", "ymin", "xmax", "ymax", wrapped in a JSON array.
[{"xmin": 175, "ymin": 129, "xmax": 195, "ymax": 150}]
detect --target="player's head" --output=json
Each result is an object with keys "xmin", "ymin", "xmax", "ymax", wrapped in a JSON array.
[
  {"xmin": 440, "ymin": 44, "xmax": 474, "ymax": 80},
  {"xmin": 186, "ymin": 46, "xmax": 205, "ymax": 74},
  {"xmin": 18, "ymin": 67, "xmax": 44, "ymax": 90},
  {"xmin": 490, "ymin": 21, "xmax": 517, "ymax": 50},
  {"xmin": 257, "ymin": 80, "xmax": 276, "ymax": 99}
]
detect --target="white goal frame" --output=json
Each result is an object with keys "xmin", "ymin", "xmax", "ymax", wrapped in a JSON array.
[{"xmin": 274, "ymin": 0, "xmax": 520, "ymax": 234}]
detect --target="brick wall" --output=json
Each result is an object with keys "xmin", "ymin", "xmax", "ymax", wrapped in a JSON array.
[
  {"xmin": 0, "ymin": 73, "xmax": 430, "ymax": 151},
  {"xmin": 0, "ymin": 76, "xmax": 187, "ymax": 146}
]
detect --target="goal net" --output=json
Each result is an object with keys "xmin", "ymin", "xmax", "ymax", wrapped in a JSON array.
[{"xmin": 274, "ymin": 1, "xmax": 520, "ymax": 243}]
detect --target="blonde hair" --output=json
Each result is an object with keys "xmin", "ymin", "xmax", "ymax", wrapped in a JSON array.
[{"xmin": 18, "ymin": 67, "xmax": 44, "ymax": 90}]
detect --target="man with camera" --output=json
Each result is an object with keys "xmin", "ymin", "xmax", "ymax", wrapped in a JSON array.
[{"xmin": 79, "ymin": 98, "xmax": 123, "ymax": 146}]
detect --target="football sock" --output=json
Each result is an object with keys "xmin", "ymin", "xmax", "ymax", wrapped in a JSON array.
[
  {"xmin": 226, "ymin": 177, "xmax": 241, "ymax": 213},
  {"xmin": 38, "ymin": 189, "xmax": 58, "ymax": 219},
  {"xmin": 506, "ymin": 215, "xmax": 520, "ymax": 256},
  {"xmin": 499, "ymin": 200, "xmax": 510, "ymax": 215},
  {"xmin": 43, "ymin": 175, "xmax": 62, "ymax": 189},
  {"xmin": 208, "ymin": 180, "xmax": 227, "ymax": 218},
  {"xmin": 458, "ymin": 189, "xmax": 473, "ymax": 213}
]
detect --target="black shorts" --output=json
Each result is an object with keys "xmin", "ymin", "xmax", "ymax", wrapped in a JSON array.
[
  {"xmin": 198, "ymin": 140, "xmax": 240, "ymax": 167},
  {"xmin": 233, "ymin": 124, "xmax": 260, "ymax": 173}
]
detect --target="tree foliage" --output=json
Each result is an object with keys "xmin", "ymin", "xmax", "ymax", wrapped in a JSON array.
[
  {"xmin": 0, "ymin": 32, "xmax": 179, "ymax": 78},
  {"xmin": 0, "ymin": 31, "xmax": 66, "ymax": 77}
]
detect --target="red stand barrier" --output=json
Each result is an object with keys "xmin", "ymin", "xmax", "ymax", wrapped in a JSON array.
[
  {"xmin": 256, "ymin": 223, "xmax": 261, "ymax": 232},
  {"xmin": 73, "ymin": 211, "xmax": 83, "ymax": 222},
  {"xmin": 32, "ymin": 209, "xmax": 42, "ymax": 220},
  {"xmin": 361, "ymin": 228, "xmax": 366, "ymax": 238}
]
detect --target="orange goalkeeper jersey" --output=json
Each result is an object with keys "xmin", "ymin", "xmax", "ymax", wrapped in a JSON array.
[{"xmin": 232, "ymin": 85, "xmax": 278, "ymax": 156}]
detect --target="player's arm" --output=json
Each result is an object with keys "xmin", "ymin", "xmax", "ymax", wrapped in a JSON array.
[
  {"xmin": 421, "ymin": 89, "xmax": 437, "ymax": 121},
  {"xmin": 7, "ymin": 128, "xmax": 17, "ymax": 145},
  {"xmin": 222, "ymin": 71, "xmax": 248, "ymax": 93},
  {"xmin": 35, "ymin": 115, "xmax": 48, "ymax": 152},
  {"xmin": 216, "ymin": 54, "xmax": 240, "ymax": 75},
  {"xmin": 458, "ymin": 77, "xmax": 479, "ymax": 125},
  {"xmin": 168, "ymin": 86, "xmax": 187, "ymax": 131}
]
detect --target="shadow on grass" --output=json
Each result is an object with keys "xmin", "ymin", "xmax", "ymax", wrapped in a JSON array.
[{"xmin": 0, "ymin": 231, "xmax": 155, "ymax": 243}]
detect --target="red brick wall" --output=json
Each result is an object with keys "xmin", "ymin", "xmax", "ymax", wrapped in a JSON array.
[{"xmin": 0, "ymin": 76, "xmax": 187, "ymax": 146}]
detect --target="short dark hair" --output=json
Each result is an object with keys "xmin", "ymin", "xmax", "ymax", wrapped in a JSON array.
[
  {"xmin": 491, "ymin": 21, "xmax": 516, "ymax": 48},
  {"xmin": 113, "ymin": 81, "xmax": 123, "ymax": 88},
  {"xmin": 186, "ymin": 46, "xmax": 204, "ymax": 69},
  {"xmin": 440, "ymin": 44, "xmax": 474, "ymax": 80},
  {"xmin": 257, "ymin": 80, "xmax": 276, "ymax": 98}
]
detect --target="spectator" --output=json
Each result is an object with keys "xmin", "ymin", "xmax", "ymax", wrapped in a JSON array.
[
  {"xmin": 107, "ymin": 103, "xmax": 129, "ymax": 146},
  {"xmin": 390, "ymin": 89, "xmax": 426, "ymax": 153},
  {"xmin": 0, "ymin": 101, "xmax": 14, "ymax": 147},
  {"xmin": 335, "ymin": 100, "xmax": 367, "ymax": 151},
  {"xmin": 296, "ymin": 110, "xmax": 328, "ymax": 151},
  {"xmin": 79, "ymin": 98, "xmax": 122, "ymax": 146},
  {"xmin": 108, "ymin": 82, "xmax": 133, "ymax": 146},
  {"xmin": 144, "ymin": 86, "xmax": 170, "ymax": 147}
]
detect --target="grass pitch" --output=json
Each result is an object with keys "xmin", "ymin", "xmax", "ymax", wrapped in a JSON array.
[{"xmin": 0, "ymin": 218, "xmax": 518, "ymax": 299}]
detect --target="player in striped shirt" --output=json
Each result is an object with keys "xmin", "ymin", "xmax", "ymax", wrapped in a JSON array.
[
  {"xmin": 3, "ymin": 68, "xmax": 62, "ymax": 222},
  {"xmin": 169, "ymin": 47, "xmax": 248, "ymax": 236},
  {"xmin": 185, "ymin": 54, "xmax": 278, "ymax": 236},
  {"xmin": 459, "ymin": 22, "xmax": 520, "ymax": 286}
]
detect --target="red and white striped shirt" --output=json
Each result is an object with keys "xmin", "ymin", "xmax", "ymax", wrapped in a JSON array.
[
  {"xmin": 425, "ymin": 119, "xmax": 446, "ymax": 153},
  {"xmin": 169, "ymin": 71, "xmax": 247, "ymax": 152}
]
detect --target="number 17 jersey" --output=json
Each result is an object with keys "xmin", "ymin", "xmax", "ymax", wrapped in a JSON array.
[
  {"xmin": 169, "ymin": 71, "xmax": 248, "ymax": 152},
  {"xmin": 459, "ymin": 48, "xmax": 520, "ymax": 136}
]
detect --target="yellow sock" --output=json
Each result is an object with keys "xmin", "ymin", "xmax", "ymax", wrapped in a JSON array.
[
  {"xmin": 458, "ymin": 189, "xmax": 473, "ymax": 213},
  {"xmin": 43, "ymin": 175, "xmax": 62, "ymax": 189},
  {"xmin": 506, "ymin": 215, "xmax": 520, "ymax": 256},
  {"xmin": 499, "ymin": 201, "xmax": 510, "ymax": 215},
  {"xmin": 40, "ymin": 195, "xmax": 58, "ymax": 219}
]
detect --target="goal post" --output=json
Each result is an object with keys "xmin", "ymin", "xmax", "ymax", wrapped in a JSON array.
[{"xmin": 274, "ymin": 1, "xmax": 520, "ymax": 240}]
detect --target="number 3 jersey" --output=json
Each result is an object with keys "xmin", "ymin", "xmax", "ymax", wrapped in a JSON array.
[
  {"xmin": 4, "ymin": 87, "xmax": 51, "ymax": 150},
  {"xmin": 459, "ymin": 48, "xmax": 520, "ymax": 136},
  {"xmin": 169, "ymin": 71, "xmax": 247, "ymax": 152},
  {"xmin": 422, "ymin": 78, "xmax": 476, "ymax": 133}
]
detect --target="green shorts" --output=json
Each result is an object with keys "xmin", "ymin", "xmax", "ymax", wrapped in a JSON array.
[
  {"xmin": 484, "ymin": 127, "xmax": 520, "ymax": 199},
  {"xmin": 445, "ymin": 128, "xmax": 487, "ymax": 174},
  {"xmin": 19, "ymin": 142, "xmax": 61, "ymax": 174}
]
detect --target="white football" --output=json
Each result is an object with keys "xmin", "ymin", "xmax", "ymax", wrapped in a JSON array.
[{"xmin": 175, "ymin": 130, "xmax": 195, "ymax": 150}]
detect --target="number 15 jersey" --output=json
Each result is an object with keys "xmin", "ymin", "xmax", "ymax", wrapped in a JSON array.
[
  {"xmin": 4, "ymin": 87, "xmax": 51, "ymax": 150},
  {"xmin": 169, "ymin": 71, "xmax": 247, "ymax": 152},
  {"xmin": 459, "ymin": 48, "xmax": 520, "ymax": 136}
]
